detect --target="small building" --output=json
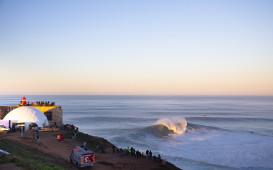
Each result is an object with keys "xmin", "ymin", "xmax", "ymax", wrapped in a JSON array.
[{"xmin": 0, "ymin": 97, "xmax": 63, "ymax": 128}]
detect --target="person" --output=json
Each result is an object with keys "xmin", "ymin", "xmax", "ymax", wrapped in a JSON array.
[
  {"xmin": 146, "ymin": 150, "xmax": 149, "ymax": 158},
  {"xmin": 57, "ymin": 134, "xmax": 61, "ymax": 142},
  {"xmin": 136, "ymin": 150, "xmax": 141, "ymax": 158},
  {"xmin": 127, "ymin": 147, "xmax": 130, "ymax": 155},
  {"xmin": 130, "ymin": 147, "xmax": 134, "ymax": 156},
  {"xmin": 61, "ymin": 135, "xmax": 64, "ymax": 143},
  {"xmin": 72, "ymin": 132, "xmax": 76, "ymax": 139},
  {"xmin": 112, "ymin": 145, "xmax": 115, "ymax": 153},
  {"xmin": 149, "ymin": 150, "xmax": 152, "ymax": 158},
  {"xmin": 153, "ymin": 155, "xmax": 157, "ymax": 162},
  {"xmin": 36, "ymin": 135, "xmax": 39, "ymax": 143},
  {"xmin": 34, "ymin": 126, "xmax": 38, "ymax": 132},
  {"xmin": 158, "ymin": 154, "xmax": 161, "ymax": 162}
]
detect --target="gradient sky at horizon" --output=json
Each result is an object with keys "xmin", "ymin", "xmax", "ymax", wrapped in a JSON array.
[{"xmin": 0, "ymin": 0, "xmax": 273, "ymax": 95}]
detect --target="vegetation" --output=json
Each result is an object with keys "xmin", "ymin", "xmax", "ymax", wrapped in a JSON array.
[{"xmin": 0, "ymin": 139, "xmax": 68, "ymax": 170}]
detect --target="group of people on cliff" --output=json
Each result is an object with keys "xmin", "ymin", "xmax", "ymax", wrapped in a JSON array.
[
  {"xmin": 19, "ymin": 101, "xmax": 56, "ymax": 106},
  {"xmin": 64, "ymin": 124, "xmax": 78, "ymax": 132},
  {"xmin": 112, "ymin": 146, "xmax": 163, "ymax": 164},
  {"xmin": 35, "ymin": 101, "xmax": 55, "ymax": 106}
]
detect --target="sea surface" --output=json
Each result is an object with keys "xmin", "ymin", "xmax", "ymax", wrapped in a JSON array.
[{"xmin": 1, "ymin": 95, "xmax": 273, "ymax": 170}]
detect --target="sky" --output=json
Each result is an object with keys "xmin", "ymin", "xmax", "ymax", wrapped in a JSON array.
[{"xmin": 0, "ymin": 0, "xmax": 272, "ymax": 95}]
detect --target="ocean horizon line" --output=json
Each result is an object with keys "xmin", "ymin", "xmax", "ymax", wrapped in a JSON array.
[{"xmin": 1, "ymin": 94, "xmax": 273, "ymax": 97}]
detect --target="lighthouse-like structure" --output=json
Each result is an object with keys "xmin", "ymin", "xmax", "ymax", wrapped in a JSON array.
[{"xmin": 21, "ymin": 96, "xmax": 26, "ymax": 106}]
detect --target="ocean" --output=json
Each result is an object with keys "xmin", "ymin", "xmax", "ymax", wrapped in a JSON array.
[{"xmin": 1, "ymin": 95, "xmax": 273, "ymax": 170}]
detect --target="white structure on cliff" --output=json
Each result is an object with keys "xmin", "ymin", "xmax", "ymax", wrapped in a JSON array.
[{"xmin": 3, "ymin": 107, "xmax": 49, "ymax": 131}]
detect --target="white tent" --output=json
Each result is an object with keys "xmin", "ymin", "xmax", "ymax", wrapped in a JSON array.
[{"xmin": 3, "ymin": 106, "xmax": 48, "ymax": 131}]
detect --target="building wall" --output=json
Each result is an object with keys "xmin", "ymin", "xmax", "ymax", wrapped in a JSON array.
[
  {"xmin": 0, "ymin": 106, "xmax": 17, "ymax": 119},
  {"xmin": 45, "ymin": 107, "xmax": 63, "ymax": 127},
  {"xmin": 0, "ymin": 106, "xmax": 63, "ymax": 127}
]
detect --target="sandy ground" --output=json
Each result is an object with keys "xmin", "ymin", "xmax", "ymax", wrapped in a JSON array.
[{"xmin": 2, "ymin": 131, "xmax": 174, "ymax": 170}]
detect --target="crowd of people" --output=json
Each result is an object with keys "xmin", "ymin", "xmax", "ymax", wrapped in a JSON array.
[
  {"xmin": 63, "ymin": 124, "xmax": 79, "ymax": 140},
  {"xmin": 34, "ymin": 101, "xmax": 55, "ymax": 106},
  {"xmin": 112, "ymin": 145, "xmax": 164, "ymax": 165},
  {"xmin": 55, "ymin": 124, "xmax": 166, "ymax": 166},
  {"xmin": 56, "ymin": 124, "xmax": 79, "ymax": 143},
  {"xmin": 19, "ymin": 101, "xmax": 56, "ymax": 106},
  {"xmin": 64, "ymin": 124, "xmax": 78, "ymax": 132}
]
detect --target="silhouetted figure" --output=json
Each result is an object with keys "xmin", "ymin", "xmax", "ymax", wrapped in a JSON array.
[
  {"xmin": 153, "ymin": 155, "xmax": 157, "ymax": 162},
  {"xmin": 112, "ymin": 145, "xmax": 115, "ymax": 153},
  {"xmin": 36, "ymin": 135, "xmax": 39, "ymax": 143},
  {"xmin": 158, "ymin": 154, "xmax": 161, "ymax": 162},
  {"xmin": 136, "ymin": 150, "xmax": 141, "ymax": 158},
  {"xmin": 130, "ymin": 147, "xmax": 134, "ymax": 156}
]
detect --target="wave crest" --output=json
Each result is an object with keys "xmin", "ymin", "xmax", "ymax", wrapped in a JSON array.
[
  {"xmin": 155, "ymin": 118, "xmax": 187, "ymax": 135},
  {"xmin": 142, "ymin": 118, "xmax": 188, "ymax": 137}
]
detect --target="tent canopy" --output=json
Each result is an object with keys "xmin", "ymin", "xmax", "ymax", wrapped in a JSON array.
[{"xmin": 4, "ymin": 107, "xmax": 49, "ymax": 128}]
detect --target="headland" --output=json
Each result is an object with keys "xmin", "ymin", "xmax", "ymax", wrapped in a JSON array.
[
  {"xmin": 0, "ymin": 97, "xmax": 181, "ymax": 170},
  {"xmin": 0, "ymin": 130, "xmax": 180, "ymax": 170}
]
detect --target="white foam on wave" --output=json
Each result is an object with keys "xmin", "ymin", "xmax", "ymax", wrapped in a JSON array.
[
  {"xmin": 158, "ymin": 129, "xmax": 273, "ymax": 169},
  {"xmin": 155, "ymin": 118, "xmax": 187, "ymax": 134}
]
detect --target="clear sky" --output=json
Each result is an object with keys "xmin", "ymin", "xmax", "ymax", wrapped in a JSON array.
[{"xmin": 0, "ymin": 0, "xmax": 272, "ymax": 95}]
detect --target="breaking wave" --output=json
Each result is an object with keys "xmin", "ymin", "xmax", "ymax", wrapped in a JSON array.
[{"xmin": 143, "ymin": 118, "xmax": 187, "ymax": 137}]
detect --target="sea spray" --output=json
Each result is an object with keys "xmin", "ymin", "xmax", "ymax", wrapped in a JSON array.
[{"xmin": 155, "ymin": 118, "xmax": 187, "ymax": 135}]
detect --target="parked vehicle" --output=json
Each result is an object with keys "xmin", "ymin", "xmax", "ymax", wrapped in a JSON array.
[
  {"xmin": 0, "ymin": 125, "xmax": 9, "ymax": 133},
  {"xmin": 70, "ymin": 146, "xmax": 95, "ymax": 168}
]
